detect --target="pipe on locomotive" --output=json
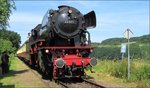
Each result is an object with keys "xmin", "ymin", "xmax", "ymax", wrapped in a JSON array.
[{"xmin": 84, "ymin": 30, "xmax": 91, "ymax": 46}]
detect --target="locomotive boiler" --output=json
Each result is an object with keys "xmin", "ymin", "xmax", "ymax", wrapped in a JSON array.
[{"xmin": 17, "ymin": 5, "xmax": 97, "ymax": 79}]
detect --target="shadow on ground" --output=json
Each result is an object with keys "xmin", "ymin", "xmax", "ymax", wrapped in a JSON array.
[
  {"xmin": 0, "ymin": 83, "xmax": 15, "ymax": 88},
  {"xmin": 0, "ymin": 69, "xmax": 29, "ymax": 79},
  {"xmin": 57, "ymin": 75, "xmax": 94, "ymax": 84},
  {"xmin": 0, "ymin": 69, "xmax": 28, "ymax": 88}
]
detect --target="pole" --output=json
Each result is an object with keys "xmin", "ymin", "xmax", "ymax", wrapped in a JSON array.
[
  {"xmin": 122, "ymin": 53, "xmax": 124, "ymax": 60},
  {"xmin": 127, "ymin": 29, "xmax": 130, "ymax": 80}
]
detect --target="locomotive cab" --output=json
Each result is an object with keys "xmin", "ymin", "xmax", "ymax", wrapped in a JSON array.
[{"xmin": 51, "ymin": 5, "xmax": 84, "ymax": 39}]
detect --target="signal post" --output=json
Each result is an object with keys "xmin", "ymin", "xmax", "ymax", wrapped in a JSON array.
[{"xmin": 123, "ymin": 28, "xmax": 133, "ymax": 80}]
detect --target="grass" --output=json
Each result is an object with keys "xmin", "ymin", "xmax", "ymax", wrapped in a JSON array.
[
  {"xmin": 0, "ymin": 54, "xmax": 47, "ymax": 88},
  {"xmin": 0, "ymin": 54, "xmax": 19, "ymax": 88},
  {"xmin": 86, "ymin": 59, "xmax": 150, "ymax": 88}
]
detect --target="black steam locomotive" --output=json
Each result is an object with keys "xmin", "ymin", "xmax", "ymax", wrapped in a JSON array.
[{"xmin": 18, "ymin": 5, "xmax": 97, "ymax": 79}]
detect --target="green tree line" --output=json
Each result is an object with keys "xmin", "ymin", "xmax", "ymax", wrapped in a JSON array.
[
  {"xmin": 101, "ymin": 34, "xmax": 150, "ymax": 45},
  {"xmin": 91, "ymin": 34, "xmax": 150, "ymax": 60},
  {"xmin": 0, "ymin": 0, "xmax": 21, "ymax": 54},
  {"xmin": 0, "ymin": 29, "xmax": 21, "ymax": 54}
]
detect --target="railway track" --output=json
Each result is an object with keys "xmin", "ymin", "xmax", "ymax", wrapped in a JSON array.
[
  {"xmin": 83, "ymin": 79, "xmax": 106, "ymax": 88},
  {"xmin": 57, "ymin": 80, "xmax": 70, "ymax": 88},
  {"xmin": 27, "ymin": 67, "xmax": 106, "ymax": 88},
  {"xmin": 56, "ymin": 78, "xmax": 106, "ymax": 88}
]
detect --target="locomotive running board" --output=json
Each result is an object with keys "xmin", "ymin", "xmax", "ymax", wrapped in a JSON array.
[{"xmin": 38, "ymin": 46, "xmax": 95, "ymax": 50}]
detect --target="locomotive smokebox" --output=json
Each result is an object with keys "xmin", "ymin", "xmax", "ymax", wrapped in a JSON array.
[{"xmin": 52, "ymin": 5, "xmax": 84, "ymax": 39}]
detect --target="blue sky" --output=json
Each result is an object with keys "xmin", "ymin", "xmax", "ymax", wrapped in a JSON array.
[{"xmin": 8, "ymin": 1, "xmax": 149, "ymax": 45}]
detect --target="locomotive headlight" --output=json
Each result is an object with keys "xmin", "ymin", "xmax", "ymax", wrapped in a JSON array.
[
  {"xmin": 90, "ymin": 49, "xmax": 93, "ymax": 53},
  {"xmin": 56, "ymin": 58, "xmax": 65, "ymax": 68},
  {"xmin": 68, "ymin": 9, "xmax": 72, "ymax": 13},
  {"xmin": 90, "ymin": 58, "xmax": 97, "ymax": 66},
  {"xmin": 45, "ymin": 49, "xmax": 49, "ymax": 53}
]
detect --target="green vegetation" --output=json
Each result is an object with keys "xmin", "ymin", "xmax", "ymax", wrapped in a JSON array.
[
  {"xmin": 0, "ymin": 0, "xmax": 15, "ymax": 29},
  {"xmin": 0, "ymin": 54, "xmax": 19, "ymax": 88},
  {"xmin": 0, "ymin": 29, "xmax": 21, "ymax": 49},
  {"xmin": 91, "ymin": 34, "xmax": 150, "ymax": 60},
  {"xmin": 100, "ymin": 34, "xmax": 150, "ymax": 45},
  {"xmin": 91, "ymin": 45, "xmax": 120, "ymax": 59},
  {"xmin": 0, "ymin": 29, "xmax": 21, "ymax": 70},
  {"xmin": 0, "ymin": 55, "xmax": 48, "ymax": 88},
  {"xmin": 0, "ymin": 0, "xmax": 19, "ymax": 64},
  {"xmin": 91, "ymin": 43, "xmax": 148, "ymax": 59},
  {"xmin": 89, "ymin": 34, "xmax": 150, "ymax": 87},
  {"xmin": 0, "ymin": 39, "xmax": 16, "ymax": 54},
  {"xmin": 87, "ymin": 60, "xmax": 150, "ymax": 87},
  {"xmin": 0, "ymin": 0, "xmax": 20, "ymax": 54},
  {"xmin": 0, "ymin": 30, "xmax": 21, "ymax": 66}
]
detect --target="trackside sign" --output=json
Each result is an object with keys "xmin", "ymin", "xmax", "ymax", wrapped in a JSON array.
[{"xmin": 121, "ymin": 43, "xmax": 126, "ymax": 53}]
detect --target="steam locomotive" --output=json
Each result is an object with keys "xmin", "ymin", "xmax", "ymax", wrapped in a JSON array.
[{"xmin": 17, "ymin": 5, "xmax": 97, "ymax": 79}]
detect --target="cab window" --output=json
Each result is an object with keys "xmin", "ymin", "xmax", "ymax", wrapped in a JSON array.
[{"xmin": 42, "ymin": 11, "xmax": 49, "ymax": 28}]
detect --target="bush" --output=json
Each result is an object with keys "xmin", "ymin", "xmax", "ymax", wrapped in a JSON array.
[
  {"xmin": 93, "ymin": 59, "xmax": 150, "ymax": 86},
  {"xmin": 108, "ymin": 59, "xmax": 150, "ymax": 82},
  {"xmin": 111, "ymin": 60, "xmax": 127, "ymax": 78},
  {"xmin": 131, "ymin": 65, "xmax": 150, "ymax": 81},
  {"xmin": 140, "ymin": 44, "xmax": 150, "ymax": 60},
  {"xmin": 0, "ymin": 38, "xmax": 16, "ymax": 54},
  {"xmin": 110, "ymin": 60, "xmax": 135, "ymax": 79}
]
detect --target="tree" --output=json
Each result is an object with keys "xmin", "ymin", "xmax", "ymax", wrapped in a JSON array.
[
  {"xmin": 0, "ymin": 38, "xmax": 16, "ymax": 54},
  {"xmin": 0, "ymin": 29, "xmax": 21, "ymax": 49},
  {"xmin": 0, "ymin": 0, "xmax": 15, "ymax": 29}
]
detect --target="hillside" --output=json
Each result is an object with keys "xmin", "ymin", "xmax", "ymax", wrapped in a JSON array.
[
  {"xmin": 91, "ymin": 34, "xmax": 150, "ymax": 60},
  {"xmin": 100, "ymin": 34, "xmax": 150, "ymax": 45}
]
